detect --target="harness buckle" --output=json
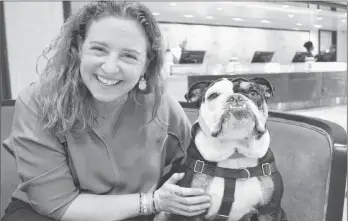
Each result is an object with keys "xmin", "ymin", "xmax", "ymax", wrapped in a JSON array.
[
  {"xmin": 238, "ymin": 168, "xmax": 250, "ymax": 181},
  {"xmin": 216, "ymin": 214, "xmax": 229, "ymax": 219},
  {"xmin": 194, "ymin": 160, "xmax": 205, "ymax": 173},
  {"xmin": 262, "ymin": 163, "xmax": 272, "ymax": 176}
]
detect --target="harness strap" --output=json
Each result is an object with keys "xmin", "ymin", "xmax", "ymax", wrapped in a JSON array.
[
  {"xmin": 178, "ymin": 164, "xmax": 196, "ymax": 188},
  {"xmin": 214, "ymin": 178, "xmax": 236, "ymax": 221},
  {"xmin": 184, "ymin": 156, "xmax": 278, "ymax": 179}
]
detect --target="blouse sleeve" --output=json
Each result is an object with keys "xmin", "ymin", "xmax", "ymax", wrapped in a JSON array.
[
  {"xmin": 7, "ymin": 85, "xmax": 79, "ymax": 220},
  {"xmin": 162, "ymin": 94, "xmax": 192, "ymax": 168}
]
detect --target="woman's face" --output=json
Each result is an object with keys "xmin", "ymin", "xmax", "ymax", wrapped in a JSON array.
[{"xmin": 80, "ymin": 16, "xmax": 148, "ymax": 103}]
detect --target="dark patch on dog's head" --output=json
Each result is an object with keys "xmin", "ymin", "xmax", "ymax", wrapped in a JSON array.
[
  {"xmin": 185, "ymin": 78, "xmax": 227, "ymax": 108},
  {"xmin": 185, "ymin": 77, "xmax": 274, "ymax": 110},
  {"xmin": 250, "ymin": 77, "xmax": 275, "ymax": 99},
  {"xmin": 184, "ymin": 81, "xmax": 210, "ymax": 108},
  {"xmin": 229, "ymin": 77, "xmax": 275, "ymax": 109}
]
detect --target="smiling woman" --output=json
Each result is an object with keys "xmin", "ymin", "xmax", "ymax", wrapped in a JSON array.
[
  {"xmin": 1, "ymin": 1, "xmax": 212, "ymax": 221},
  {"xmin": 80, "ymin": 17, "xmax": 148, "ymax": 103}
]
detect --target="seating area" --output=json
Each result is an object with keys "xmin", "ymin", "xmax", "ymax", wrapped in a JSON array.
[{"xmin": 1, "ymin": 100, "xmax": 347, "ymax": 221}]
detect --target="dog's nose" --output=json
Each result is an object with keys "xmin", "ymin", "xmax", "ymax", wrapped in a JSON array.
[{"xmin": 227, "ymin": 94, "xmax": 245, "ymax": 104}]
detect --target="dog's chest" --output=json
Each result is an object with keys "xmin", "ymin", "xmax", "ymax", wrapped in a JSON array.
[{"xmin": 191, "ymin": 173, "xmax": 273, "ymax": 221}]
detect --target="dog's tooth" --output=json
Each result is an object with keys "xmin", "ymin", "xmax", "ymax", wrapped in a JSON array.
[
  {"xmin": 229, "ymin": 105, "xmax": 233, "ymax": 109},
  {"xmin": 243, "ymin": 104, "xmax": 246, "ymax": 108}
]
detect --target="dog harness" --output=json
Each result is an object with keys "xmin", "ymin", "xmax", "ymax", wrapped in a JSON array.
[{"xmin": 179, "ymin": 140, "xmax": 279, "ymax": 221}]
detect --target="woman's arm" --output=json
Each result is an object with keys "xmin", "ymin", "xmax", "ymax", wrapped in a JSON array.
[
  {"xmin": 61, "ymin": 193, "xmax": 141, "ymax": 221},
  {"xmin": 62, "ymin": 177, "xmax": 210, "ymax": 221},
  {"xmin": 10, "ymin": 86, "xmax": 158, "ymax": 221}
]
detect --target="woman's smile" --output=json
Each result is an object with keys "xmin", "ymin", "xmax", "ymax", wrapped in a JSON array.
[{"xmin": 95, "ymin": 74, "xmax": 123, "ymax": 87}]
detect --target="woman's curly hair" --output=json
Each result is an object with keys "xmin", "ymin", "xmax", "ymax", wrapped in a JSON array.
[{"xmin": 37, "ymin": 1, "xmax": 165, "ymax": 137}]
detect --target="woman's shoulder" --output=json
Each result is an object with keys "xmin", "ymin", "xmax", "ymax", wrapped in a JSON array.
[
  {"xmin": 158, "ymin": 92, "xmax": 191, "ymax": 129},
  {"xmin": 160, "ymin": 92, "xmax": 185, "ymax": 116},
  {"xmin": 16, "ymin": 81, "xmax": 42, "ymax": 110}
]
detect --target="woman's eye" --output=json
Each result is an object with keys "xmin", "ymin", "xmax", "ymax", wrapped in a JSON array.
[
  {"xmin": 208, "ymin": 93, "xmax": 219, "ymax": 100},
  {"xmin": 91, "ymin": 46, "xmax": 106, "ymax": 53},
  {"xmin": 124, "ymin": 53, "xmax": 137, "ymax": 60}
]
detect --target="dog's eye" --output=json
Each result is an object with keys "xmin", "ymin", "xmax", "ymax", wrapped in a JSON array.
[
  {"xmin": 208, "ymin": 93, "xmax": 219, "ymax": 100},
  {"xmin": 250, "ymin": 90, "xmax": 258, "ymax": 96}
]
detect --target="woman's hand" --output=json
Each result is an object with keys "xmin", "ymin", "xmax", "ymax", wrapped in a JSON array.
[{"xmin": 154, "ymin": 173, "xmax": 211, "ymax": 217}]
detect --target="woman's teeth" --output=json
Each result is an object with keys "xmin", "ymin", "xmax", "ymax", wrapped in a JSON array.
[{"xmin": 96, "ymin": 75, "xmax": 120, "ymax": 86}]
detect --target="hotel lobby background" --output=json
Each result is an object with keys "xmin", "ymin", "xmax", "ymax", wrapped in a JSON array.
[{"xmin": 1, "ymin": 1, "xmax": 347, "ymax": 220}]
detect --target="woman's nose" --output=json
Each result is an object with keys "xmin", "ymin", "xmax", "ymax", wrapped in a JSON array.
[{"xmin": 101, "ymin": 56, "xmax": 120, "ymax": 74}]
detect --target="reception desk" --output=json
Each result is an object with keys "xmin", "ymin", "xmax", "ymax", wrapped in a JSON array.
[{"xmin": 166, "ymin": 62, "xmax": 347, "ymax": 111}]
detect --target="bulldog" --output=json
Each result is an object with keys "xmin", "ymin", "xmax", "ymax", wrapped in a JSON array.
[{"xmin": 156, "ymin": 77, "xmax": 286, "ymax": 221}]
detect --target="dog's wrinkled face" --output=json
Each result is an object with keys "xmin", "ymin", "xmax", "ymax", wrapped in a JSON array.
[{"xmin": 186, "ymin": 77, "xmax": 275, "ymax": 140}]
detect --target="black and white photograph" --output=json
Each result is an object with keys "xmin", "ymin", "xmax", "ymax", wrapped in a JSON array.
[{"xmin": 0, "ymin": 1, "xmax": 347, "ymax": 221}]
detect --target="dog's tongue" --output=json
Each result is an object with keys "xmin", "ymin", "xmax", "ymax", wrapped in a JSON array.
[{"xmin": 230, "ymin": 152, "xmax": 245, "ymax": 159}]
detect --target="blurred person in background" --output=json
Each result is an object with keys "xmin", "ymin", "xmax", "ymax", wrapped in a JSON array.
[
  {"xmin": 327, "ymin": 44, "xmax": 337, "ymax": 61},
  {"xmin": 303, "ymin": 41, "xmax": 315, "ymax": 57},
  {"xmin": 171, "ymin": 39, "xmax": 187, "ymax": 64}
]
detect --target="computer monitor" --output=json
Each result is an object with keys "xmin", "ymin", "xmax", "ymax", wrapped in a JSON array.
[
  {"xmin": 316, "ymin": 51, "xmax": 335, "ymax": 62},
  {"xmin": 251, "ymin": 51, "xmax": 275, "ymax": 63},
  {"xmin": 179, "ymin": 50, "xmax": 206, "ymax": 64},
  {"xmin": 291, "ymin": 52, "xmax": 311, "ymax": 63}
]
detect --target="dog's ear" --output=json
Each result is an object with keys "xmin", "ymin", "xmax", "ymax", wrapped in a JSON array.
[
  {"xmin": 185, "ymin": 81, "xmax": 211, "ymax": 105},
  {"xmin": 250, "ymin": 77, "xmax": 275, "ymax": 99}
]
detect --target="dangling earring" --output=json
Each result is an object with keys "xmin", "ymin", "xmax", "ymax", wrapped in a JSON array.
[{"xmin": 138, "ymin": 76, "xmax": 148, "ymax": 93}]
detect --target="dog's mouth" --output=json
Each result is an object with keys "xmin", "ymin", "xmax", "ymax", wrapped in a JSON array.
[
  {"xmin": 211, "ymin": 103, "xmax": 254, "ymax": 137},
  {"xmin": 227, "ymin": 103, "xmax": 253, "ymax": 119}
]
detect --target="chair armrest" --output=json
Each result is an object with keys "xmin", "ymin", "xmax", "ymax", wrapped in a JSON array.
[{"xmin": 269, "ymin": 111, "xmax": 347, "ymax": 221}]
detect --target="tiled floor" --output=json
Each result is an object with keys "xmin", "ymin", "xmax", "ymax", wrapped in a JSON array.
[{"xmin": 287, "ymin": 105, "xmax": 347, "ymax": 221}]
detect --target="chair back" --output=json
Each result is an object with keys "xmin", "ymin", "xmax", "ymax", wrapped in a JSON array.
[{"xmin": 1, "ymin": 102, "xmax": 19, "ymax": 218}]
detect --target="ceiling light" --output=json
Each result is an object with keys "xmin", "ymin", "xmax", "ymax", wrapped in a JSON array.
[
  {"xmin": 281, "ymin": 5, "xmax": 289, "ymax": 8},
  {"xmin": 184, "ymin": 15, "xmax": 194, "ymax": 18},
  {"xmin": 233, "ymin": 17, "xmax": 243, "ymax": 21},
  {"xmin": 205, "ymin": 16, "xmax": 214, "ymax": 19},
  {"xmin": 288, "ymin": 14, "xmax": 294, "ymax": 18},
  {"xmin": 152, "ymin": 12, "xmax": 160, "ymax": 16},
  {"xmin": 260, "ymin": 20, "xmax": 271, "ymax": 24},
  {"xmin": 296, "ymin": 23, "xmax": 302, "ymax": 26},
  {"xmin": 316, "ymin": 17, "xmax": 323, "ymax": 20},
  {"xmin": 169, "ymin": 2, "xmax": 176, "ymax": 6},
  {"xmin": 216, "ymin": 7, "xmax": 223, "ymax": 11},
  {"xmin": 314, "ymin": 24, "xmax": 322, "ymax": 28},
  {"xmin": 342, "ymin": 19, "xmax": 347, "ymax": 22}
]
